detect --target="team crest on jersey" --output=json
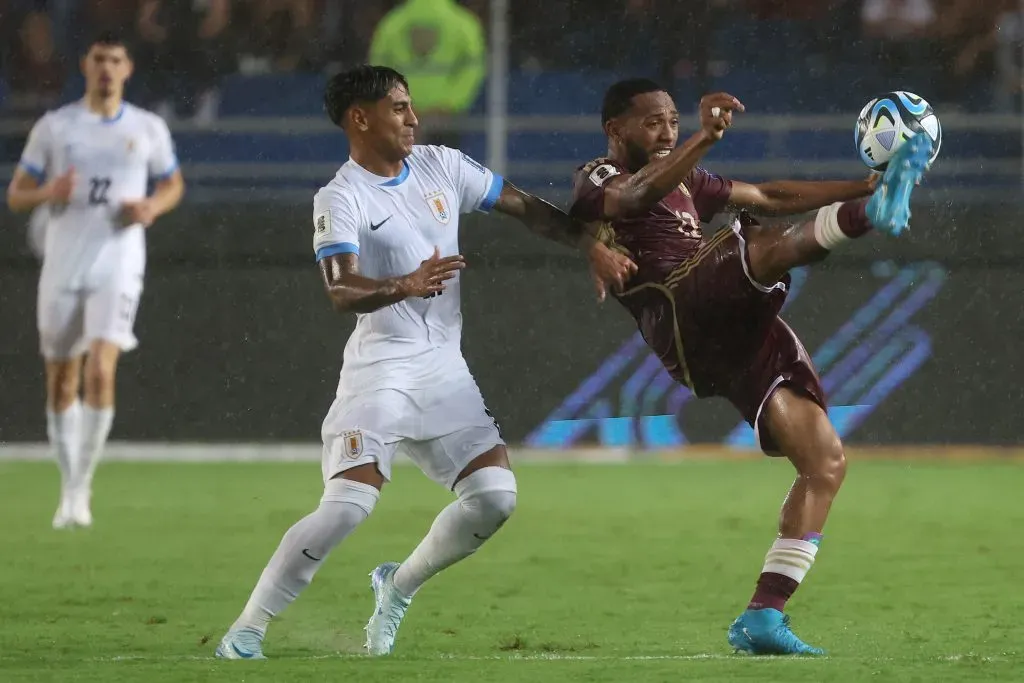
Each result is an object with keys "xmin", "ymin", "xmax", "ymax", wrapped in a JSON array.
[
  {"xmin": 127, "ymin": 138, "xmax": 136, "ymax": 153},
  {"xmin": 425, "ymin": 190, "xmax": 451, "ymax": 225},
  {"xmin": 342, "ymin": 430, "xmax": 364, "ymax": 459}
]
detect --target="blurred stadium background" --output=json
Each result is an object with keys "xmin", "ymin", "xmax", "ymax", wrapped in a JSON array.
[
  {"xmin": 1, "ymin": 0, "xmax": 1023, "ymax": 456},
  {"xmin": 3, "ymin": 4, "xmax": 1024, "ymax": 681}
]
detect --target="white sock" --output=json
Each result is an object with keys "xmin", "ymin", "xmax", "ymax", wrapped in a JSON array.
[
  {"xmin": 46, "ymin": 401, "xmax": 82, "ymax": 498},
  {"xmin": 392, "ymin": 467, "xmax": 517, "ymax": 598},
  {"xmin": 232, "ymin": 478, "xmax": 379, "ymax": 636},
  {"xmin": 762, "ymin": 538, "xmax": 819, "ymax": 583},
  {"xmin": 813, "ymin": 202, "xmax": 847, "ymax": 250},
  {"xmin": 77, "ymin": 405, "xmax": 115, "ymax": 494}
]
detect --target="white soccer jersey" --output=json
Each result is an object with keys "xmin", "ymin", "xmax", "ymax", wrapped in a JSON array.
[
  {"xmin": 18, "ymin": 101, "xmax": 179, "ymax": 291},
  {"xmin": 312, "ymin": 145, "xmax": 503, "ymax": 394}
]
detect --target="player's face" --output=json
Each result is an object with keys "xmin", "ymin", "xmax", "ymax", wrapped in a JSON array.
[
  {"xmin": 365, "ymin": 86, "xmax": 419, "ymax": 161},
  {"xmin": 614, "ymin": 92, "xmax": 680, "ymax": 172},
  {"xmin": 82, "ymin": 44, "xmax": 132, "ymax": 99}
]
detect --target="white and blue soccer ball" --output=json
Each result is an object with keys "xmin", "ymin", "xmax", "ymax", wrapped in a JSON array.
[{"xmin": 855, "ymin": 91, "xmax": 941, "ymax": 171}]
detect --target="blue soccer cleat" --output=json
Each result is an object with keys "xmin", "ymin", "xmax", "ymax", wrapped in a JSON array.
[
  {"xmin": 866, "ymin": 132, "xmax": 934, "ymax": 236},
  {"xmin": 727, "ymin": 608, "xmax": 825, "ymax": 656},
  {"xmin": 214, "ymin": 627, "xmax": 266, "ymax": 660}
]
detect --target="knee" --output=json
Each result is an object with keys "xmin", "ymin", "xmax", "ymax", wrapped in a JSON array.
[
  {"xmin": 47, "ymin": 363, "xmax": 79, "ymax": 411},
  {"xmin": 473, "ymin": 487, "xmax": 518, "ymax": 523},
  {"xmin": 307, "ymin": 479, "xmax": 380, "ymax": 549},
  {"xmin": 322, "ymin": 478, "xmax": 380, "ymax": 522},
  {"xmin": 458, "ymin": 467, "xmax": 518, "ymax": 525},
  {"xmin": 51, "ymin": 376, "xmax": 78, "ymax": 411},
  {"xmin": 83, "ymin": 358, "xmax": 115, "ymax": 396},
  {"xmin": 806, "ymin": 431, "xmax": 847, "ymax": 493}
]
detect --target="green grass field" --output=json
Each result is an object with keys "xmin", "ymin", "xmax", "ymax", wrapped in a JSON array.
[{"xmin": 1, "ymin": 456, "xmax": 1022, "ymax": 682}]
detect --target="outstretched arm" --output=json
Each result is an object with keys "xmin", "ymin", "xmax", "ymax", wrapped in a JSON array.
[
  {"xmin": 727, "ymin": 177, "xmax": 876, "ymax": 217},
  {"xmin": 320, "ymin": 248, "xmax": 465, "ymax": 314},
  {"xmin": 491, "ymin": 181, "xmax": 594, "ymax": 250},
  {"xmin": 600, "ymin": 93, "xmax": 743, "ymax": 219},
  {"xmin": 492, "ymin": 181, "xmax": 638, "ymax": 300}
]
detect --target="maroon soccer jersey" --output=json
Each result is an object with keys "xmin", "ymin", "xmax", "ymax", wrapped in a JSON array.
[
  {"xmin": 569, "ymin": 157, "xmax": 733, "ymax": 283},
  {"xmin": 568, "ymin": 158, "xmax": 826, "ymax": 454}
]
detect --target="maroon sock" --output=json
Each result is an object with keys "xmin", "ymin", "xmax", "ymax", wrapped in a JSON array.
[
  {"xmin": 837, "ymin": 199, "xmax": 872, "ymax": 238},
  {"xmin": 747, "ymin": 572, "xmax": 799, "ymax": 612}
]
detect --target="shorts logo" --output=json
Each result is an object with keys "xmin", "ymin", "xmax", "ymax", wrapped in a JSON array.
[
  {"xmin": 425, "ymin": 190, "xmax": 450, "ymax": 225},
  {"xmin": 342, "ymin": 430, "xmax": 364, "ymax": 459},
  {"xmin": 314, "ymin": 211, "xmax": 331, "ymax": 236}
]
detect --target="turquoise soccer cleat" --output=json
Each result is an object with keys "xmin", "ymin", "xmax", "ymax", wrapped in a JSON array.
[
  {"xmin": 866, "ymin": 132, "xmax": 934, "ymax": 236},
  {"xmin": 727, "ymin": 608, "xmax": 825, "ymax": 656},
  {"xmin": 214, "ymin": 627, "xmax": 266, "ymax": 660},
  {"xmin": 364, "ymin": 562, "xmax": 412, "ymax": 656}
]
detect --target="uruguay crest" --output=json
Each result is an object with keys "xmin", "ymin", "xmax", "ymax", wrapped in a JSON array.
[
  {"xmin": 425, "ymin": 190, "xmax": 451, "ymax": 225},
  {"xmin": 342, "ymin": 430, "xmax": 364, "ymax": 459}
]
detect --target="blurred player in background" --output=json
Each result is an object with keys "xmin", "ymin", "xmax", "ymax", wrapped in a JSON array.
[
  {"xmin": 5, "ymin": 32, "xmax": 185, "ymax": 530},
  {"xmin": 570, "ymin": 79, "xmax": 933, "ymax": 655},
  {"xmin": 215, "ymin": 65, "xmax": 634, "ymax": 660}
]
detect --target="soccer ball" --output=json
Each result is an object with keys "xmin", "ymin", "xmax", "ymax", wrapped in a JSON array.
[{"xmin": 855, "ymin": 91, "xmax": 941, "ymax": 171}]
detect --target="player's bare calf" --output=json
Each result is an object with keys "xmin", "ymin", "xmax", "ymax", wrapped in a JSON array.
[
  {"xmin": 765, "ymin": 389, "xmax": 847, "ymax": 539},
  {"xmin": 743, "ymin": 132, "xmax": 935, "ymax": 289}
]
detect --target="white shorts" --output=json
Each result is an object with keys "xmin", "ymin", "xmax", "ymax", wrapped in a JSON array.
[
  {"xmin": 321, "ymin": 376, "xmax": 505, "ymax": 490},
  {"xmin": 37, "ymin": 275, "xmax": 144, "ymax": 360}
]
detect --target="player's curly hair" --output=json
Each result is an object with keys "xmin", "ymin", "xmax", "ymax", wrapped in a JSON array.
[
  {"xmin": 602, "ymin": 78, "xmax": 666, "ymax": 124},
  {"xmin": 325, "ymin": 65, "xmax": 410, "ymax": 128}
]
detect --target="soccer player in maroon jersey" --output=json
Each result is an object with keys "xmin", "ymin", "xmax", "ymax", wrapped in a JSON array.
[{"xmin": 570, "ymin": 79, "xmax": 933, "ymax": 655}]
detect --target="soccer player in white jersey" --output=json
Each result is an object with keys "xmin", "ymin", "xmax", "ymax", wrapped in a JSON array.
[
  {"xmin": 215, "ymin": 65, "xmax": 636, "ymax": 660},
  {"xmin": 5, "ymin": 32, "xmax": 185, "ymax": 529}
]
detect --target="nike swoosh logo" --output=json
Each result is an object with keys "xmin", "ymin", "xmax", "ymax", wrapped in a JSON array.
[
  {"xmin": 473, "ymin": 532, "xmax": 492, "ymax": 540},
  {"xmin": 302, "ymin": 548, "xmax": 321, "ymax": 561},
  {"xmin": 369, "ymin": 216, "xmax": 392, "ymax": 231},
  {"xmin": 231, "ymin": 643, "xmax": 255, "ymax": 658}
]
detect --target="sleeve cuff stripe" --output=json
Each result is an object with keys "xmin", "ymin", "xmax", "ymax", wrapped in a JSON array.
[
  {"xmin": 479, "ymin": 174, "xmax": 504, "ymax": 212},
  {"xmin": 315, "ymin": 242, "xmax": 359, "ymax": 261}
]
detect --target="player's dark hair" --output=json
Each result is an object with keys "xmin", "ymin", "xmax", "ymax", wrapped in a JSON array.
[
  {"xmin": 324, "ymin": 65, "xmax": 410, "ymax": 128},
  {"xmin": 85, "ymin": 30, "xmax": 131, "ymax": 57},
  {"xmin": 602, "ymin": 78, "xmax": 666, "ymax": 124}
]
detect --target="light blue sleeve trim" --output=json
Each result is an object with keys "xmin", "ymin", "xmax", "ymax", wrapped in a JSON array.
[
  {"xmin": 478, "ymin": 174, "xmax": 504, "ymax": 212},
  {"xmin": 151, "ymin": 159, "xmax": 179, "ymax": 182},
  {"xmin": 316, "ymin": 242, "xmax": 360, "ymax": 261},
  {"xmin": 19, "ymin": 160, "xmax": 46, "ymax": 183}
]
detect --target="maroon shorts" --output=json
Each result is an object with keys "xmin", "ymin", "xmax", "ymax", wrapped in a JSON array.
[{"xmin": 623, "ymin": 221, "xmax": 826, "ymax": 454}]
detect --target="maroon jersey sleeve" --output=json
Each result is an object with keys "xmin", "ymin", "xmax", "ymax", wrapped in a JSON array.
[
  {"xmin": 684, "ymin": 166, "xmax": 734, "ymax": 222},
  {"xmin": 570, "ymin": 158, "xmax": 626, "ymax": 223}
]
